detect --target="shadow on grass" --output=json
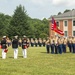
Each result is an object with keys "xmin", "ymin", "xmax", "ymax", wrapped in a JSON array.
[
  {"xmin": 63, "ymin": 52, "xmax": 72, "ymax": 53},
  {"xmin": 9, "ymin": 57, "xmax": 13, "ymax": 58},
  {"xmin": 8, "ymin": 56, "xmax": 23, "ymax": 59},
  {"xmin": 41, "ymin": 51, "xmax": 72, "ymax": 54},
  {"xmin": 41, "ymin": 52, "xmax": 47, "ymax": 54},
  {"xmin": 18, "ymin": 56, "xmax": 23, "ymax": 58}
]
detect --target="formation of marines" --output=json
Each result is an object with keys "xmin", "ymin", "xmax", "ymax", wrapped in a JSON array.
[
  {"xmin": 30, "ymin": 38, "xmax": 46, "ymax": 47},
  {"xmin": 0, "ymin": 35, "xmax": 75, "ymax": 59},
  {"xmin": 46, "ymin": 35, "xmax": 75, "ymax": 54}
]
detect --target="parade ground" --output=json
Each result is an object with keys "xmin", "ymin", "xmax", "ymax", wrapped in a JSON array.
[{"xmin": 0, "ymin": 47, "xmax": 75, "ymax": 75}]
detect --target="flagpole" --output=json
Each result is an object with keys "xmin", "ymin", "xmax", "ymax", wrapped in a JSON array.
[{"xmin": 72, "ymin": 9, "xmax": 73, "ymax": 37}]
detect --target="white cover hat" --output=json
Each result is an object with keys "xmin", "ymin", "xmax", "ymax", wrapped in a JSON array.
[
  {"xmin": 14, "ymin": 36, "xmax": 18, "ymax": 38},
  {"xmin": 23, "ymin": 35, "xmax": 26, "ymax": 38},
  {"xmin": 3, "ymin": 36, "xmax": 6, "ymax": 38}
]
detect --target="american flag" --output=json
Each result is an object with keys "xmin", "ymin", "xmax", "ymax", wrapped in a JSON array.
[
  {"xmin": 51, "ymin": 17, "xmax": 64, "ymax": 35},
  {"xmin": 51, "ymin": 17, "xmax": 57, "ymax": 30}
]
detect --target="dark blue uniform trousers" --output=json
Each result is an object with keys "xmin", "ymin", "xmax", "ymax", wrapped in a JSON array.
[
  {"xmin": 46, "ymin": 45, "xmax": 50, "ymax": 53},
  {"xmin": 58, "ymin": 44, "xmax": 63, "ymax": 54},
  {"xmin": 68, "ymin": 43, "xmax": 72, "ymax": 52},
  {"xmin": 72, "ymin": 43, "xmax": 75, "ymax": 53},
  {"xmin": 51, "ymin": 44, "xmax": 55, "ymax": 54}
]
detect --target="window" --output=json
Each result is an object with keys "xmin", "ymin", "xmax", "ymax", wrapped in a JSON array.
[
  {"xmin": 56, "ymin": 22, "xmax": 59, "ymax": 27},
  {"xmin": 64, "ymin": 21, "xmax": 67, "ymax": 26},
  {"xmin": 73, "ymin": 31, "xmax": 75, "ymax": 36},
  {"xmin": 64, "ymin": 31, "xmax": 67, "ymax": 36},
  {"xmin": 73, "ymin": 20, "xmax": 75, "ymax": 26}
]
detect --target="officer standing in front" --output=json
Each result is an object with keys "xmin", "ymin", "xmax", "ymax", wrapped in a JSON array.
[
  {"xmin": 22, "ymin": 35, "xmax": 29, "ymax": 58},
  {"xmin": 12, "ymin": 36, "xmax": 18, "ymax": 59},
  {"xmin": 1, "ymin": 36, "xmax": 7, "ymax": 59}
]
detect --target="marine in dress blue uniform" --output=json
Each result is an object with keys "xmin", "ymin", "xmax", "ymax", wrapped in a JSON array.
[
  {"xmin": 22, "ymin": 36, "xmax": 29, "ymax": 58},
  {"xmin": 12, "ymin": 36, "xmax": 18, "ymax": 59},
  {"xmin": 1, "ymin": 36, "xmax": 7, "ymax": 59}
]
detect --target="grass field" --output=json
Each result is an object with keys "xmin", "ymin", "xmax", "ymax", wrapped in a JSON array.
[{"xmin": 0, "ymin": 46, "xmax": 75, "ymax": 75}]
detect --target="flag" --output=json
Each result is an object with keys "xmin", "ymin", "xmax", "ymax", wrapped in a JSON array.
[
  {"xmin": 51, "ymin": 17, "xmax": 57, "ymax": 30},
  {"xmin": 54, "ymin": 28, "xmax": 64, "ymax": 35},
  {"xmin": 51, "ymin": 17, "xmax": 64, "ymax": 35}
]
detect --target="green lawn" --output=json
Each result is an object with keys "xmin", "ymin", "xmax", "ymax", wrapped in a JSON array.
[{"xmin": 0, "ymin": 46, "xmax": 75, "ymax": 75}]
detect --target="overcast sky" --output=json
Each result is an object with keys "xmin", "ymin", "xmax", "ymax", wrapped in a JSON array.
[{"xmin": 0, "ymin": 0, "xmax": 75, "ymax": 19}]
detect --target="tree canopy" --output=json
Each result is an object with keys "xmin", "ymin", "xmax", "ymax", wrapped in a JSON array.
[
  {"xmin": 0, "ymin": 5, "xmax": 49, "ymax": 39},
  {"xmin": 7, "ymin": 5, "xmax": 30, "ymax": 38}
]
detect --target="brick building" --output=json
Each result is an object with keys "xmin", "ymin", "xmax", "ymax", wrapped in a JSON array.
[{"xmin": 49, "ymin": 9, "xmax": 75, "ymax": 37}]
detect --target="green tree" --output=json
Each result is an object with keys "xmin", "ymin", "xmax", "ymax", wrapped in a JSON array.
[
  {"xmin": 63, "ymin": 9, "xmax": 70, "ymax": 13},
  {"xmin": 27, "ymin": 18, "xmax": 49, "ymax": 38},
  {"xmin": 42, "ymin": 18, "xmax": 49, "ymax": 35},
  {"xmin": 39, "ymin": 33, "xmax": 48, "ymax": 39},
  {"xmin": 58, "ymin": 12, "xmax": 62, "ymax": 15},
  {"xmin": 0, "ymin": 13, "xmax": 11, "ymax": 37},
  {"xmin": 8, "ymin": 5, "xmax": 30, "ymax": 37}
]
